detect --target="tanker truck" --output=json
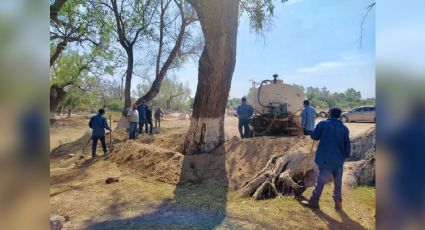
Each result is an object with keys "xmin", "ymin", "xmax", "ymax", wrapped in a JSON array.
[{"xmin": 247, "ymin": 74, "xmax": 305, "ymax": 136}]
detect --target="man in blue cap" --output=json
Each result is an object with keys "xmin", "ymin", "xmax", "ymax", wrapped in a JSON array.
[
  {"xmin": 89, "ymin": 108, "xmax": 112, "ymax": 158},
  {"xmin": 301, "ymin": 108, "xmax": 351, "ymax": 210},
  {"xmin": 236, "ymin": 96, "xmax": 254, "ymax": 138}
]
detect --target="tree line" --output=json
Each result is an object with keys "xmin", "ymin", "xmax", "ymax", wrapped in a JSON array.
[{"xmin": 226, "ymin": 85, "xmax": 375, "ymax": 111}]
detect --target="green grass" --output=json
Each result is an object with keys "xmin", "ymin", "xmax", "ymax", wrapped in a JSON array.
[{"xmin": 122, "ymin": 181, "xmax": 375, "ymax": 229}]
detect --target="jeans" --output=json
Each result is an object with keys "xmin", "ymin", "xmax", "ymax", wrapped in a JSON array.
[
  {"xmin": 238, "ymin": 118, "xmax": 251, "ymax": 138},
  {"xmin": 303, "ymin": 128, "xmax": 313, "ymax": 135},
  {"xmin": 129, "ymin": 122, "xmax": 138, "ymax": 139},
  {"xmin": 92, "ymin": 136, "xmax": 107, "ymax": 157},
  {"xmin": 310, "ymin": 166, "xmax": 343, "ymax": 204},
  {"xmin": 139, "ymin": 119, "xmax": 146, "ymax": 133}
]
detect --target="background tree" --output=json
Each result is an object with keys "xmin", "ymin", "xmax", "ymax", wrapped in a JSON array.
[
  {"xmin": 50, "ymin": 0, "xmax": 114, "ymax": 113},
  {"xmin": 134, "ymin": 76, "xmax": 191, "ymax": 112},
  {"xmin": 134, "ymin": 0, "xmax": 200, "ymax": 105},
  {"xmin": 97, "ymin": 0, "xmax": 157, "ymax": 115}
]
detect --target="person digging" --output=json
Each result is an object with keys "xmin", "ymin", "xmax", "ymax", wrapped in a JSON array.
[
  {"xmin": 88, "ymin": 108, "xmax": 112, "ymax": 158},
  {"xmin": 301, "ymin": 108, "xmax": 351, "ymax": 210}
]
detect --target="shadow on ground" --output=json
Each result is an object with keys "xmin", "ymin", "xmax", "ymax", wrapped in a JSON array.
[
  {"xmin": 296, "ymin": 196, "xmax": 366, "ymax": 230},
  {"xmin": 85, "ymin": 146, "xmax": 228, "ymax": 230}
]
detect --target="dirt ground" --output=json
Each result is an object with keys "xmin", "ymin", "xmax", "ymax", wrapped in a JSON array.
[{"xmin": 50, "ymin": 114, "xmax": 375, "ymax": 229}]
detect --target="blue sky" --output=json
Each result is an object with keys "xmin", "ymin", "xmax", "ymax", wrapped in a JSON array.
[{"xmin": 173, "ymin": 0, "xmax": 376, "ymax": 99}]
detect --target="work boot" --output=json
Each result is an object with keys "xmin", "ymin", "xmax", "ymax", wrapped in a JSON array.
[
  {"xmin": 301, "ymin": 200, "xmax": 320, "ymax": 209},
  {"xmin": 334, "ymin": 202, "xmax": 342, "ymax": 210}
]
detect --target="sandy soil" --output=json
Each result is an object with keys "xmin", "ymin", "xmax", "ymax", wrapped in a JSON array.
[{"xmin": 50, "ymin": 114, "xmax": 375, "ymax": 229}]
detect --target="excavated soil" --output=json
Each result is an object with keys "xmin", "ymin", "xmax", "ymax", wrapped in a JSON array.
[
  {"xmin": 51, "ymin": 129, "xmax": 317, "ymax": 191},
  {"xmin": 51, "ymin": 115, "xmax": 375, "ymax": 191}
]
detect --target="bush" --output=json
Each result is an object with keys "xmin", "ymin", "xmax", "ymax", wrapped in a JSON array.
[{"xmin": 107, "ymin": 99, "xmax": 124, "ymax": 112}]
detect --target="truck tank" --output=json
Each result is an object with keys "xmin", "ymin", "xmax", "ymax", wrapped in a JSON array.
[{"xmin": 247, "ymin": 74, "xmax": 305, "ymax": 135}]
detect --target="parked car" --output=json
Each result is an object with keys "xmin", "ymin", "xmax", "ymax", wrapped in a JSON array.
[{"xmin": 340, "ymin": 106, "xmax": 375, "ymax": 123}]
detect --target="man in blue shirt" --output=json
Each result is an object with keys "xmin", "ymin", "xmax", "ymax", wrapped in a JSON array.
[
  {"xmin": 137, "ymin": 100, "xmax": 147, "ymax": 134},
  {"xmin": 89, "ymin": 109, "xmax": 112, "ymax": 158},
  {"xmin": 301, "ymin": 100, "xmax": 316, "ymax": 135},
  {"xmin": 237, "ymin": 97, "xmax": 254, "ymax": 138},
  {"xmin": 301, "ymin": 108, "xmax": 351, "ymax": 210}
]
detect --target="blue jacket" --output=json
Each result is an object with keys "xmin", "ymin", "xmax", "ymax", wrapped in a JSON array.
[
  {"xmin": 301, "ymin": 105, "xmax": 316, "ymax": 131},
  {"xmin": 137, "ymin": 104, "xmax": 147, "ymax": 123},
  {"xmin": 237, "ymin": 104, "xmax": 254, "ymax": 120},
  {"xmin": 310, "ymin": 118, "xmax": 351, "ymax": 170},
  {"xmin": 89, "ymin": 114, "xmax": 111, "ymax": 137}
]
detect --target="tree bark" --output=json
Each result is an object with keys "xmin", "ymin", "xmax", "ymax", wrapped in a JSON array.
[
  {"xmin": 50, "ymin": 84, "xmax": 68, "ymax": 113},
  {"xmin": 122, "ymin": 48, "xmax": 134, "ymax": 115},
  {"xmin": 182, "ymin": 0, "xmax": 239, "ymax": 155},
  {"xmin": 50, "ymin": 41, "xmax": 67, "ymax": 67}
]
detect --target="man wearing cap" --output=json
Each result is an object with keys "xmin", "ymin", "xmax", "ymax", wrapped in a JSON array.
[
  {"xmin": 301, "ymin": 108, "xmax": 351, "ymax": 210},
  {"xmin": 236, "ymin": 97, "xmax": 254, "ymax": 138},
  {"xmin": 89, "ymin": 108, "xmax": 111, "ymax": 158}
]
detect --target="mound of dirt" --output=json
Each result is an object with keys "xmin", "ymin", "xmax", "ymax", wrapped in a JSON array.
[{"xmin": 51, "ymin": 125, "xmax": 375, "ymax": 193}]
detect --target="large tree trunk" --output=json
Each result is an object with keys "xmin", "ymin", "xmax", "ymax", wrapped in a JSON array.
[
  {"xmin": 122, "ymin": 48, "xmax": 134, "ymax": 116},
  {"xmin": 182, "ymin": 0, "xmax": 239, "ymax": 155},
  {"xmin": 50, "ymin": 84, "xmax": 67, "ymax": 113}
]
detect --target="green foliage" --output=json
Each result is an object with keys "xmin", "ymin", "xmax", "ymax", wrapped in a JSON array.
[
  {"xmin": 227, "ymin": 97, "xmax": 241, "ymax": 109},
  {"xmin": 241, "ymin": 0, "xmax": 288, "ymax": 34},
  {"xmin": 107, "ymin": 99, "xmax": 124, "ymax": 112},
  {"xmin": 134, "ymin": 77, "xmax": 191, "ymax": 112}
]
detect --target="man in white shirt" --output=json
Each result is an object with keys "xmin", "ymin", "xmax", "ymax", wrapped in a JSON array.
[{"xmin": 127, "ymin": 104, "xmax": 139, "ymax": 139}]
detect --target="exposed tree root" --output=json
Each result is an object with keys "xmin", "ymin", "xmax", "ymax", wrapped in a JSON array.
[{"xmin": 239, "ymin": 152, "xmax": 317, "ymax": 200}]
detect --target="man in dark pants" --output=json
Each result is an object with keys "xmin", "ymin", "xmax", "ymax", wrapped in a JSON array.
[
  {"xmin": 301, "ymin": 108, "xmax": 351, "ymax": 210},
  {"xmin": 137, "ymin": 100, "xmax": 147, "ymax": 134},
  {"xmin": 237, "ymin": 96, "xmax": 254, "ymax": 138},
  {"xmin": 145, "ymin": 106, "xmax": 153, "ymax": 134},
  {"xmin": 301, "ymin": 100, "xmax": 316, "ymax": 135},
  {"xmin": 89, "ymin": 109, "xmax": 111, "ymax": 158}
]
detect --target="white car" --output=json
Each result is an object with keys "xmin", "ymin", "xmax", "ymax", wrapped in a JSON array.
[{"xmin": 341, "ymin": 106, "xmax": 375, "ymax": 123}]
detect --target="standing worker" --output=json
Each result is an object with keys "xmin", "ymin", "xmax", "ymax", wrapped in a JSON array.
[
  {"xmin": 301, "ymin": 100, "xmax": 316, "ymax": 135},
  {"xmin": 144, "ymin": 106, "xmax": 153, "ymax": 134},
  {"xmin": 237, "ymin": 96, "xmax": 254, "ymax": 138},
  {"xmin": 154, "ymin": 107, "xmax": 163, "ymax": 128},
  {"xmin": 88, "ymin": 108, "xmax": 111, "ymax": 158},
  {"xmin": 127, "ymin": 104, "xmax": 139, "ymax": 139},
  {"xmin": 137, "ymin": 100, "xmax": 147, "ymax": 134},
  {"xmin": 301, "ymin": 108, "xmax": 351, "ymax": 210}
]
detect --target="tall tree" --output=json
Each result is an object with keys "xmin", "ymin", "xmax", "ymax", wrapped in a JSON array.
[
  {"xmin": 182, "ymin": 0, "xmax": 278, "ymax": 155},
  {"xmin": 134, "ymin": 0, "xmax": 200, "ymax": 105},
  {"xmin": 98, "ymin": 0, "xmax": 157, "ymax": 115}
]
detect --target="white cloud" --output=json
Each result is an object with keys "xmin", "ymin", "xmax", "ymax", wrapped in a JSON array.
[
  {"xmin": 296, "ymin": 55, "xmax": 368, "ymax": 74},
  {"xmin": 297, "ymin": 61, "xmax": 347, "ymax": 73}
]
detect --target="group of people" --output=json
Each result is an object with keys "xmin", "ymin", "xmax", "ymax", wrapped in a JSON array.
[
  {"xmin": 127, "ymin": 100, "xmax": 164, "ymax": 139},
  {"xmin": 88, "ymin": 102, "xmax": 164, "ymax": 158},
  {"xmin": 90, "ymin": 97, "xmax": 351, "ymax": 210}
]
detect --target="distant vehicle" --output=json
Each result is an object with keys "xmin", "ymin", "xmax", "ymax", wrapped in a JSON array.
[{"xmin": 340, "ymin": 106, "xmax": 375, "ymax": 123}]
